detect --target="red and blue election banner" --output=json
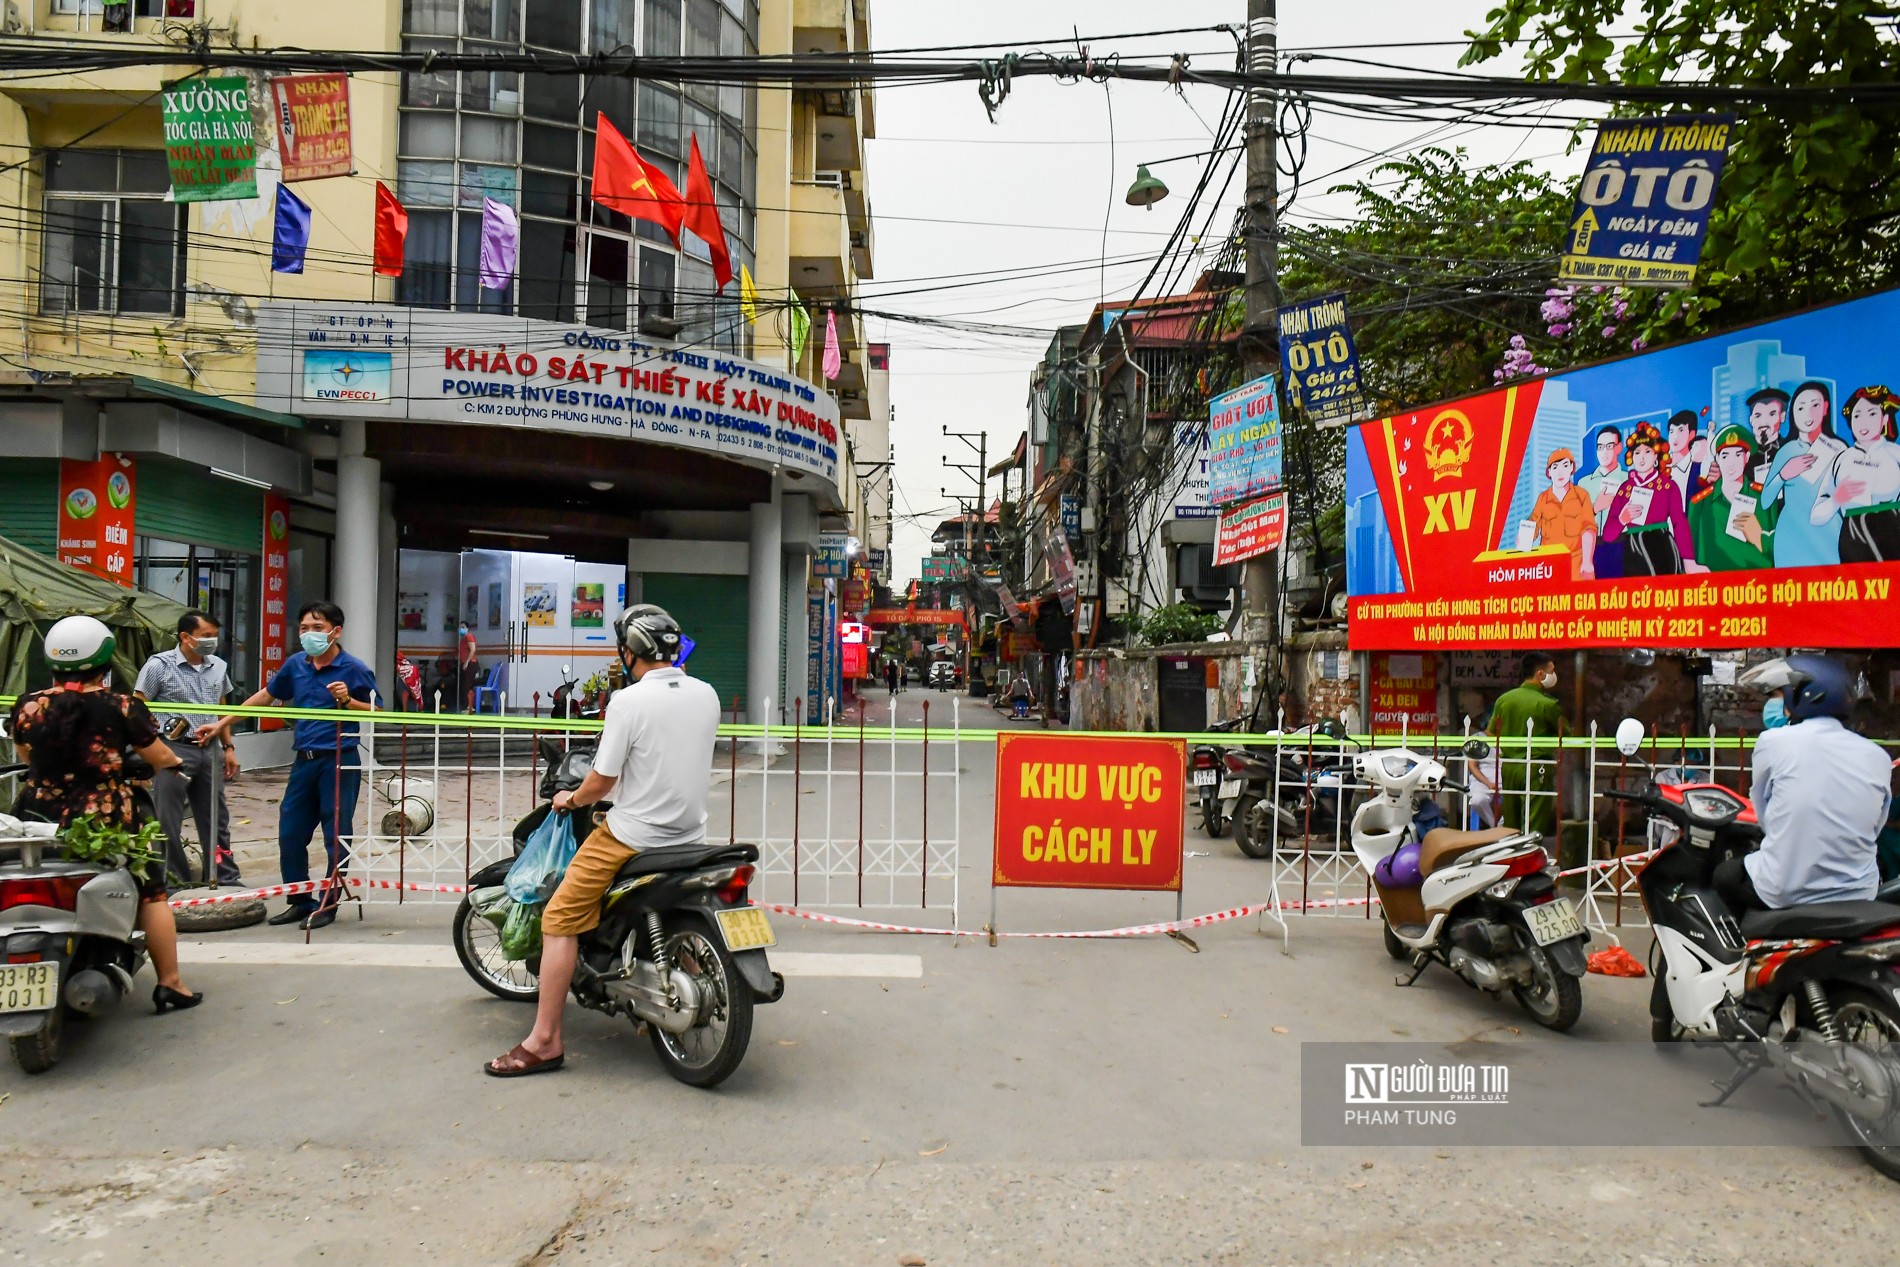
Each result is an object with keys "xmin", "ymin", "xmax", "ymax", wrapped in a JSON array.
[
  {"xmin": 1207, "ymin": 374, "xmax": 1283, "ymax": 507},
  {"xmin": 1279, "ymin": 293, "xmax": 1366, "ymax": 425},
  {"xmin": 1560, "ymin": 114, "xmax": 1733, "ymax": 289},
  {"xmin": 1346, "ymin": 287, "xmax": 1900, "ymax": 650}
]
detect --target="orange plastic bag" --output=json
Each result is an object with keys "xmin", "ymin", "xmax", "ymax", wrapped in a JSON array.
[{"xmin": 1587, "ymin": 945, "xmax": 1646, "ymax": 977}]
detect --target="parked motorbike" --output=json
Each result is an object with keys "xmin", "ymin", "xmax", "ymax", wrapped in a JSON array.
[
  {"xmin": 451, "ymin": 738, "xmax": 782, "ymax": 1088},
  {"xmin": 1189, "ymin": 717, "xmax": 1244, "ymax": 838},
  {"xmin": 1222, "ymin": 723, "xmax": 1357, "ymax": 860},
  {"xmin": 1353, "ymin": 738, "xmax": 1590, "ymax": 1031},
  {"xmin": 548, "ymin": 664, "xmax": 598, "ymax": 721},
  {"xmin": 1608, "ymin": 717, "xmax": 1900, "ymax": 1180},
  {"xmin": 0, "ymin": 760, "xmax": 152, "ymax": 1074}
]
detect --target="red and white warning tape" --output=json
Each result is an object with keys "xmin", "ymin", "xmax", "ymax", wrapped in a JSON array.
[{"xmin": 168, "ymin": 876, "xmax": 473, "ymax": 909}]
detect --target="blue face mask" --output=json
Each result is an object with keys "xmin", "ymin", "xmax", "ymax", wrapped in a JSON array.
[
  {"xmin": 300, "ymin": 630, "xmax": 333, "ymax": 657},
  {"xmin": 1763, "ymin": 697, "xmax": 1788, "ymax": 728}
]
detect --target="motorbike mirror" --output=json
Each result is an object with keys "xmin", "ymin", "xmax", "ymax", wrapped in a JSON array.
[
  {"xmin": 1461, "ymin": 738, "xmax": 1490, "ymax": 761},
  {"xmin": 561, "ymin": 664, "xmax": 571, "ymax": 675},
  {"xmin": 1614, "ymin": 717, "xmax": 1646, "ymax": 757}
]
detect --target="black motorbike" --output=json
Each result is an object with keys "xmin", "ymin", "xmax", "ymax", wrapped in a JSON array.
[
  {"xmin": 1189, "ymin": 717, "xmax": 1243, "ymax": 838},
  {"xmin": 450, "ymin": 738, "xmax": 782, "ymax": 1088},
  {"xmin": 1222, "ymin": 724, "xmax": 1357, "ymax": 860},
  {"xmin": 1616, "ymin": 774, "xmax": 1900, "ymax": 1180}
]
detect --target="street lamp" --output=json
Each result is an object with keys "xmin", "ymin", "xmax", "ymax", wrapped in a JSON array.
[{"xmin": 1124, "ymin": 164, "xmax": 1169, "ymax": 208}]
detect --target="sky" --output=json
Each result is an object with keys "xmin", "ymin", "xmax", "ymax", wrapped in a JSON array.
[{"xmin": 860, "ymin": 1, "xmax": 1594, "ymax": 585}]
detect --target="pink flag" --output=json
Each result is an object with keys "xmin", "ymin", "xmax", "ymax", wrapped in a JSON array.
[
  {"xmin": 478, "ymin": 197, "xmax": 518, "ymax": 291},
  {"xmin": 822, "ymin": 308, "xmax": 841, "ymax": 381}
]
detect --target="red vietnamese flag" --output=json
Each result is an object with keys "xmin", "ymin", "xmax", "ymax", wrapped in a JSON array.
[
  {"xmin": 1359, "ymin": 380, "xmax": 1543, "ymax": 596},
  {"xmin": 592, "ymin": 112, "xmax": 684, "ymax": 242},
  {"xmin": 682, "ymin": 133, "xmax": 732, "ymax": 290},
  {"xmin": 373, "ymin": 181, "xmax": 408, "ymax": 276}
]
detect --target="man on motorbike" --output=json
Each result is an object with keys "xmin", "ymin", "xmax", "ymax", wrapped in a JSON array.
[
  {"xmin": 1715, "ymin": 654, "xmax": 1892, "ymax": 912},
  {"xmin": 486, "ymin": 604, "xmax": 721, "ymax": 1077}
]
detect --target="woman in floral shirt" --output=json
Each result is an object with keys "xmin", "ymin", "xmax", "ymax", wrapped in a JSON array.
[{"xmin": 8, "ymin": 616, "xmax": 202, "ymax": 1012}]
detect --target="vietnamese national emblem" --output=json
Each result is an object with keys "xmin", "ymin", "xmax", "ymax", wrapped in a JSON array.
[{"xmin": 1422, "ymin": 409, "xmax": 1474, "ymax": 481}]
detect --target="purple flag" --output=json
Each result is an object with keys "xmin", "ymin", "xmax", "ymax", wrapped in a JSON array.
[
  {"xmin": 822, "ymin": 308, "xmax": 841, "ymax": 381},
  {"xmin": 478, "ymin": 197, "xmax": 518, "ymax": 290}
]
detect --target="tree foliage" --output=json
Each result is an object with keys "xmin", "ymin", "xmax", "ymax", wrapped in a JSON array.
[
  {"xmin": 1279, "ymin": 147, "xmax": 1578, "ymax": 411},
  {"xmin": 1463, "ymin": 0, "xmax": 1900, "ymax": 337},
  {"xmin": 1138, "ymin": 602, "xmax": 1223, "ymax": 647}
]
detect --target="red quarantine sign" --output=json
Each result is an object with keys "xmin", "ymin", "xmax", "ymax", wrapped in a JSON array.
[{"xmin": 993, "ymin": 733, "xmax": 1185, "ymax": 892}]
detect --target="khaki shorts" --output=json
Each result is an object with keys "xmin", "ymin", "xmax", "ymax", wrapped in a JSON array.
[{"xmin": 541, "ymin": 823, "xmax": 640, "ymax": 937}]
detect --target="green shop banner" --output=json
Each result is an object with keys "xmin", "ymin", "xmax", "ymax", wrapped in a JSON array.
[{"xmin": 162, "ymin": 76, "xmax": 257, "ymax": 202}]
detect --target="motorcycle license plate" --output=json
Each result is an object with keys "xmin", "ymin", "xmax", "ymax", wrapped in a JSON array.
[
  {"xmin": 1523, "ymin": 899, "xmax": 1585, "ymax": 947},
  {"xmin": 1192, "ymin": 769, "xmax": 1218, "ymax": 786},
  {"xmin": 715, "ymin": 907, "xmax": 777, "ymax": 952},
  {"xmin": 1218, "ymin": 779, "xmax": 1241, "ymax": 799},
  {"xmin": 0, "ymin": 961, "xmax": 58, "ymax": 1013}
]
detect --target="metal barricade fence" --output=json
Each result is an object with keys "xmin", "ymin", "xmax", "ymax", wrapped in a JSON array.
[{"xmin": 208, "ymin": 696, "xmax": 962, "ymax": 918}]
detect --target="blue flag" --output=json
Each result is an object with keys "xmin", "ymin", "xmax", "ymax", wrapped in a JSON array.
[{"xmin": 271, "ymin": 184, "xmax": 312, "ymax": 274}]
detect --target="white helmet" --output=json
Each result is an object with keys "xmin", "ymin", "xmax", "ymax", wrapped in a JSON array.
[{"xmin": 43, "ymin": 614, "xmax": 116, "ymax": 673}]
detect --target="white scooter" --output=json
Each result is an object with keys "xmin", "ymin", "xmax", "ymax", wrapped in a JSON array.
[{"xmin": 1351, "ymin": 740, "xmax": 1591, "ymax": 1031}]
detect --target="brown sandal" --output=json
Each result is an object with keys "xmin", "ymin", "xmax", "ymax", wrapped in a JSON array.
[{"xmin": 484, "ymin": 1043, "xmax": 565, "ymax": 1078}]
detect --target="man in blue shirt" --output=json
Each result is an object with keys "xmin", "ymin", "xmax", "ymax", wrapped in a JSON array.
[{"xmin": 209, "ymin": 601, "xmax": 378, "ymax": 930}]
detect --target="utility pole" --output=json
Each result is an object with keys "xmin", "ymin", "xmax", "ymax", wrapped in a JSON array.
[
  {"xmin": 942, "ymin": 425, "xmax": 988, "ymax": 687},
  {"xmin": 1240, "ymin": 0, "xmax": 1281, "ymax": 648}
]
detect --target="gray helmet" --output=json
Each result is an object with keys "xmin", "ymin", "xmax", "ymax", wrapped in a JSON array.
[
  {"xmin": 614, "ymin": 603, "xmax": 683, "ymax": 663},
  {"xmin": 43, "ymin": 614, "xmax": 116, "ymax": 673}
]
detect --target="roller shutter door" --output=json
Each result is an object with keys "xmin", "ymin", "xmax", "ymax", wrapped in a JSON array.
[{"xmin": 639, "ymin": 573, "xmax": 749, "ymax": 713}]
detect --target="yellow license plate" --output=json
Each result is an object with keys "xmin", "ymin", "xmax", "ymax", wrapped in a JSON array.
[
  {"xmin": 0, "ymin": 961, "xmax": 59, "ymax": 1014},
  {"xmin": 715, "ymin": 907, "xmax": 777, "ymax": 952}
]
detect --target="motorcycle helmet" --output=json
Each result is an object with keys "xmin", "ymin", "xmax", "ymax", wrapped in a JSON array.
[
  {"xmin": 1737, "ymin": 654, "xmax": 1853, "ymax": 723},
  {"xmin": 42, "ymin": 614, "xmax": 116, "ymax": 674},
  {"xmin": 613, "ymin": 603, "xmax": 683, "ymax": 664},
  {"xmin": 1375, "ymin": 840, "xmax": 1424, "ymax": 888}
]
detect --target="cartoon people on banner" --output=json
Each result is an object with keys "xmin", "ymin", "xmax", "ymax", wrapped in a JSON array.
[
  {"xmin": 1527, "ymin": 382, "xmax": 1900, "ymax": 575},
  {"xmin": 1529, "ymin": 449, "xmax": 1597, "ymax": 579}
]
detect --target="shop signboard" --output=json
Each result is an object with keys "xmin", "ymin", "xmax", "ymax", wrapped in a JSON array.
[
  {"xmin": 56, "ymin": 454, "xmax": 135, "ymax": 587},
  {"xmin": 1207, "ymin": 374, "xmax": 1282, "ymax": 506},
  {"xmin": 1279, "ymin": 293, "xmax": 1366, "ymax": 424},
  {"xmin": 260, "ymin": 493, "xmax": 290, "ymax": 731},
  {"xmin": 1346, "ymin": 287, "xmax": 1900, "ymax": 650},
  {"xmin": 270, "ymin": 73, "xmax": 353, "ymax": 183},
  {"xmin": 813, "ymin": 533, "xmax": 850, "ymax": 578},
  {"xmin": 921, "ymin": 554, "xmax": 960, "ymax": 582},
  {"xmin": 161, "ymin": 76, "xmax": 258, "ymax": 202},
  {"xmin": 1212, "ymin": 491, "xmax": 1287, "ymax": 566},
  {"xmin": 1370, "ymin": 652, "xmax": 1438, "ymax": 738},
  {"xmin": 1561, "ymin": 114, "xmax": 1733, "ymax": 288},
  {"xmin": 256, "ymin": 303, "xmax": 842, "ymax": 497}
]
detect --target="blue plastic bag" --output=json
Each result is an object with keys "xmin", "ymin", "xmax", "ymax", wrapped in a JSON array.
[{"xmin": 505, "ymin": 810, "xmax": 579, "ymax": 906}]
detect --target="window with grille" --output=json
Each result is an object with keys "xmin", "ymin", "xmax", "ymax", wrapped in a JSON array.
[{"xmin": 39, "ymin": 148, "xmax": 185, "ymax": 317}]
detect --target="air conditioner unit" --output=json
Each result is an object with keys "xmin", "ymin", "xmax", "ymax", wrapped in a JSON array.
[
  {"xmin": 849, "ymin": 230, "xmax": 868, "ymax": 250},
  {"xmin": 813, "ymin": 170, "xmax": 845, "ymax": 189}
]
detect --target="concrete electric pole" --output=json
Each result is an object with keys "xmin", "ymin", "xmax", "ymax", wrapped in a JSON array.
[{"xmin": 1240, "ymin": 0, "xmax": 1280, "ymax": 648}]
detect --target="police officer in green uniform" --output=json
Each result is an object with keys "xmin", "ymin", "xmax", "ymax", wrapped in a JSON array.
[
  {"xmin": 1488, "ymin": 651, "xmax": 1564, "ymax": 838},
  {"xmin": 1688, "ymin": 423, "xmax": 1777, "ymax": 572}
]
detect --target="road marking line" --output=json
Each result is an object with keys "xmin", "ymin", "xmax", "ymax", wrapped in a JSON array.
[{"xmin": 179, "ymin": 942, "xmax": 923, "ymax": 978}]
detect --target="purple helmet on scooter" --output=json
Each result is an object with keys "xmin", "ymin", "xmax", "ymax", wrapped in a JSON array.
[{"xmin": 1375, "ymin": 840, "xmax": 1424, "ymax": 888}]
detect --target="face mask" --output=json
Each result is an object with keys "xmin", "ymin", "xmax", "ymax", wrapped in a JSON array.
[
  {"xmin": 1540, "ymin": 671, "xmax": 1559, "ymax": 690},
  {"xmin": 1763, "ymin": 697, "xmax": 1787, "ymax": 727},
  {"xmin": 192, "ymin": 635, "xmax": 219, "ymax": 656},
  {"xmin": 300, "ymin": 630, "xmax": 333, "ymax": 657}
]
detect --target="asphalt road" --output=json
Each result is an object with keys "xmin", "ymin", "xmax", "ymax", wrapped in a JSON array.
[{"xmin": 5, "ymin": 690, "xmax": 1898, "ymax": 1264}]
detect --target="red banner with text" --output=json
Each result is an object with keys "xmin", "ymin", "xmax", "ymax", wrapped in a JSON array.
[
  {"xmin": 260, "ymin": 493, "xmax": 290, "ymax": 731},
  {"xmin": 993, "ymin": 733, "xmax": 1185, "ymax": 892},
  {"xmin": 56, "ymin": 455, "xmax": 135, "ymax": 586},
  {"xmin": 1344, "ymin": 290, "xmax": 1900, "ymax": 650}
]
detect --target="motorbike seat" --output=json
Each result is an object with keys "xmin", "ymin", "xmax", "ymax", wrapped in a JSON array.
[
  {"xmin": 1416, "ymin": 826, "xmax": 1521, "ymax": 877},
  {"xmin": 1739, "ymin": 900, "xmax": 1900, "ymax": 942},
  {"xmin": 611, "ymin": 842, "xmax": 759, "ymax": 883}
]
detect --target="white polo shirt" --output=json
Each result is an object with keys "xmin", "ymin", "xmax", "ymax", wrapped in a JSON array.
[{"xmin": 593, "ymin": 665, "xmax": 722, "ymax": 848}]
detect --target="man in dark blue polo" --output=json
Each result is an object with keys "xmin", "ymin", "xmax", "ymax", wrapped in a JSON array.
[{"xmin": 209, "ymin": 600, "xmax": 378, "ymax": 930}]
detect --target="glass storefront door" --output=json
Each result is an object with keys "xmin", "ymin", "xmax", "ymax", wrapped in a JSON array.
[{"xmin": 135, "ymin": 536, "xmax": 262, "ymax": 703}]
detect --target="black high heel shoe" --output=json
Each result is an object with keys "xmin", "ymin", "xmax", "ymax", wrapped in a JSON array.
[{"xmin": 153, "ymin": 984, "xmax": 205, "ymax": 1014}]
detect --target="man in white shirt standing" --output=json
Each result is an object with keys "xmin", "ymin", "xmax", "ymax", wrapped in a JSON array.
[
  {"xmin": 1718, "ymin": 655, "xmax": 1892, "ymax": 912},
  {"xmin": 486, "ymin": 604, "xmax": 721, "ymax": 1077},
  {"xmin": 135, "ymin": 609, "xmax": 243, "ymax": 886}
]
